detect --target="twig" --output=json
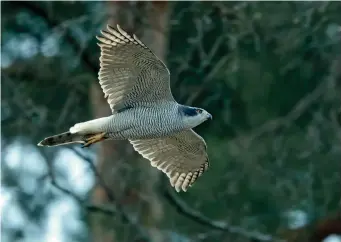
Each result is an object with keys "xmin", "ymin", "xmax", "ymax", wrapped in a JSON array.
[
  {"xmin": 65, "ymin": 147, "xmax": 151, "ymax": 241},
  {"xmin": 243, "ymin": 80, "xmax": 327, "ymax": 145},
  {"xmin": 86, "ymin": 203, "xmax": 118, "ymax": 215},
  {"xmin": 66, "ymin": 146, "xmax": 117, "ymax": 202},
  {"xmin": 186, "ymin": 55, "xmax": 229, "ymax": 105},
  {"xmin": 38, "ymin": 148, "xmax": 150, "ymax": 241},
  {"xmin": 39, "ymin": 149, "xmax": 85, "ymax": 204},
  {"xmin": 163, "ymin": 185, "xmax": 285, "ymax": 242},
  {"xmin": 40, "ymin": 155, "xmax": 118, "ymax": 216},
  {"xmin": 16, "ymin": 3, "xmax": 151, "ymax": 239},
  {"xmin": 63, "ymin": 145, "xmax": 282, "ymax": 242}
]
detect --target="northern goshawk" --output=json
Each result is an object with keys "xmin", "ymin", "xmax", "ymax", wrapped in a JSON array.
[{"xmin": 38, "ymin": 25, "xmax": 212, "ymax": 192}]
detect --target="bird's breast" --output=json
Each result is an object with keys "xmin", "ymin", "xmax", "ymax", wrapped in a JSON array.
[{"xmin": 121, "ymin": 105, "xmax": 184, "ymax": 139}]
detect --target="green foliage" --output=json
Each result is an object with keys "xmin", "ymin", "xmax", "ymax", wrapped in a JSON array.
[{"xmin": 1, "ymin": 1, "xmax": 340, "ymax": 242}]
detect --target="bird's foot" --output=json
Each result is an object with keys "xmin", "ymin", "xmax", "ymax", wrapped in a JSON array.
[{"xmin": 81, "ymin": 132, "xmax": 106, "ymax": 148}]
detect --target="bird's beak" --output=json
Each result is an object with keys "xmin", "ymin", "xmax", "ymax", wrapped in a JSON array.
[{"xmin": 207, "ymin": 113, "xmax": 212, "ymax": 120}]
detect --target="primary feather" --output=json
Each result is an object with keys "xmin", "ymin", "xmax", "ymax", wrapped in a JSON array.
[
  {"xmin": 38, "ymin": 24, "xmax": 212, "ymax": 192},
  {"xmin": 97, "ymin": 24, "xmax": 174, "ymax": 113}
]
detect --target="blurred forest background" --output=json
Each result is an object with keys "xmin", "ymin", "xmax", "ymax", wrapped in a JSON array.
[{"xmin": 1, "ymin": 1, "xmax": 341, "ymax": 242}]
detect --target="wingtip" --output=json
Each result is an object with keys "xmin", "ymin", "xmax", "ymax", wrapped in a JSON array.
[
  {"xmin": 116, "ymin": 24, "xmax": 126, "ymax": 34},
  {"xmin": 174, "ymin": 185, "xmax": 181, "ymax": 193},
  {"xmin": 37, "ymin": 141, "xmax": 43, "ymax": 146}
]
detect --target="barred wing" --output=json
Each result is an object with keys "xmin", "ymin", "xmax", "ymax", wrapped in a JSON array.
[
  {"xmin": 96, "ymin": 25, "xmax": 174, "ymax": 113},
  {"xmin": 129, "ymin": 129, "xmax": 209, "ymax": 192}
]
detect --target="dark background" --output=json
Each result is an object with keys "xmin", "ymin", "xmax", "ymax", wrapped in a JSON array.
[{"xmin": 1, "ymin": 1, "xmax": 341, "ymax": 242}]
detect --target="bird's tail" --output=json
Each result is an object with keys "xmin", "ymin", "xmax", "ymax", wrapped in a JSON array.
[
  {"xmin": 37, "ymin": 131, "xmax": 86, "ymax": 147},
  {"xmin": 38, "ymin": 117, "xmax": 111, "ymax": 147}
]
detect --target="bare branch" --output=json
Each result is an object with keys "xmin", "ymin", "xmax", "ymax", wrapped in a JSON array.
[
  {"xmin": 65, "ymin": 146, "xmax": 117, "ymax": 202},
  {"xmin": 38, "ymin": 148, "xmax": 151, "ymax": 241},
  {"xmin": 64, "ymin": 147, "xmax": 151, "ymax": 241},
  {"xmin": 39, "ymin": 149, "xmax": 85, "ymax": 204},
  {"xmin": 242, "ymin": 80, "xmax": 327, "ymax": 146},
  {"xmin": 186, "ymin": 55, "xmax": 229, "ymax": 105},
  {"xmin": 86, "ymin": 203, "xmax": 117, "ymax": 215},
  {"xmin": 163, "ymin": 185, "xmax": 284, "ymax": 242},
  {"xmin": 66, "ymin": 146, "xmax": 279, "ymax": 241}
]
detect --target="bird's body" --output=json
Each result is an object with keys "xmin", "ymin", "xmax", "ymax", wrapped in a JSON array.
[
  {"xmin": 38, "ymin": 25, "xmax": 212, "ymax": 192},
  {"xmin": 77, "ymin": 103, "xmax": 193, "ymax": 140}
]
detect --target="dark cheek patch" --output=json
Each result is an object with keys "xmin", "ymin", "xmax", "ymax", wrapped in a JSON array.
[{"xmin": 183, "ymin": 107, "xmax": 197, "ymax": 116}]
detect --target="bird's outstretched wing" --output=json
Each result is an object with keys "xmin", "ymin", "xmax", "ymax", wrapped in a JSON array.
[
  {"xmin": 96, "ymin": 25, "xmax": 174, "ymax": 113},
  {"xmin": 129, "ymin": 129, "xmax": 209, "ymax": 192}
]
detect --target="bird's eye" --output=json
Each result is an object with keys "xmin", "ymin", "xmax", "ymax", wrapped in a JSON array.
[{"xmin": 196, "ymin": 109, "xmax": 203, "ymax": 114}]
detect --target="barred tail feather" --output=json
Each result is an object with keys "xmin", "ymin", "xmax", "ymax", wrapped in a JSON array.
[{"xmin": 37, "ymin": 131, "xmax": 85, "ymax": 147}]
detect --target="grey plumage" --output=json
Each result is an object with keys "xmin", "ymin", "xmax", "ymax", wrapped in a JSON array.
[
  {"xmin": 38, "ymin": 24, "xmax": 212, "ymax": 192},
  {"xmin": 38, "ymin": 131, "xmax": 86, "ymax": 147},
  {"xmin": 130, "ymin": 129, "xmax": 209, "ymax": 192},
  {"xmin": 97, "ymin": 25, "xmax": 174, "ymax": 113}
]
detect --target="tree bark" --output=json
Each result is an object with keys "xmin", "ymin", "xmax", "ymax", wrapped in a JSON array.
[{"xmin": 89, "ymin": 2, "xmax": 170, "ymax": 242}]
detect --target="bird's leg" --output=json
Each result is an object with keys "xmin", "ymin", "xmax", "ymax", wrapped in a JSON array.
[{"xmin": 82, "ymin": 132, "xmax": 107, "ymax": 148}]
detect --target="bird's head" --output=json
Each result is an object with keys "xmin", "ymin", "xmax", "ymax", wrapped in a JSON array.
[{"xmin": 179, "ymin": 106, "xmax": 212, "ymax": 128}]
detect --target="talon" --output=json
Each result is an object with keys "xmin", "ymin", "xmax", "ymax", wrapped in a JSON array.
[{"xmin": 82, "ymin": 132, "xmax": 106, "ymax": 148}]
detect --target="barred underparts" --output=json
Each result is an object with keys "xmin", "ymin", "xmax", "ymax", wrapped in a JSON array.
[{"xmin": 38, "ymin": 24, "xmax": 212, "ymax": 192}]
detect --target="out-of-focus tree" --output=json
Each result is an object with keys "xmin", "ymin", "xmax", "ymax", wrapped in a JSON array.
[
  {"xmin": 89, "ymin": 2, "xmax": 169, "ymax": 242},
  {"xmin": 1, "ymin": 1, "xmax": 340, "ymax": 242}
]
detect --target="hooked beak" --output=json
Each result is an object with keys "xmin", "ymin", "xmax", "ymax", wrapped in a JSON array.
[{"xmin": 207, "ymin": 113, "xmax": 212, "ymax": 120}]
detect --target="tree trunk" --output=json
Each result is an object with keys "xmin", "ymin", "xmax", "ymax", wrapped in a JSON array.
[{"xmin": 89, "ymin": 2, "xmax": 170, "ymax": 242}]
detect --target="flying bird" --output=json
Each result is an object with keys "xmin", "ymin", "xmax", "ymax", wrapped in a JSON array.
[{"xmin": 38, "ymin": 24, "xmax": 212, "ymax": 192}]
